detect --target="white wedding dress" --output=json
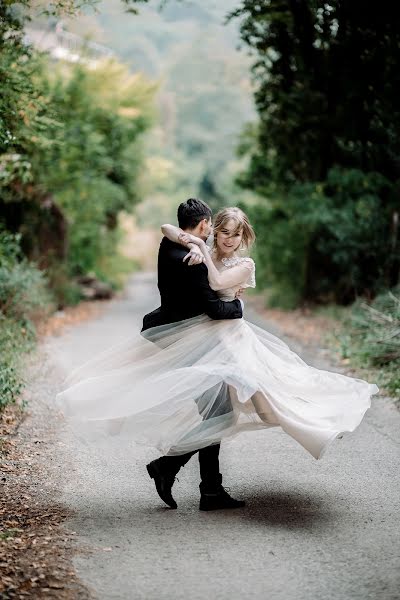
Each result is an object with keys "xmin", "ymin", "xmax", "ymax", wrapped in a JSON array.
[{"xmin": 56, "ymin": 256, "xmax": 378, "ymax": 460}]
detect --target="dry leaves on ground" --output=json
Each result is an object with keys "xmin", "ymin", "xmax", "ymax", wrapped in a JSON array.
[
  {"xmin": 0, "ymin": 396, "xmax": 92, "ymax": 598},
  {"xmin": 1, "ymin": 298, "xmax": 113, "ymax": 597},
  {"xmin": 35, "ymin": 300, "xmax": 108, "ymax": 339}
]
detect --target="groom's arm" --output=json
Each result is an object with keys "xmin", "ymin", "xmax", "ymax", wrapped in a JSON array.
[{"xmin": 183, "ymin": 261, "xmax": 243, "ymax": 320}]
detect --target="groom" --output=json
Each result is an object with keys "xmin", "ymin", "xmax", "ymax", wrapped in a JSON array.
[{"xmin": 142, "ymin": 198, "xmax": 245, "ymax": 511}]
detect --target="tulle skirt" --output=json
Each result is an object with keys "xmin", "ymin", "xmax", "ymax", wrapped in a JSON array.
[{"xmin": 55, "ymin": 315, "xmax": 378, "ymax": 460}]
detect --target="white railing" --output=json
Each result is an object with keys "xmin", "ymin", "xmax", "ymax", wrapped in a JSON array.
[{"xmin": 24, "ymin": 24, "xmax": 114, "ymax": 66}]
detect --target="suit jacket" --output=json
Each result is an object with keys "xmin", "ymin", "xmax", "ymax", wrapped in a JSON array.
[{"xmin": 142, "ymin": 237, "xmax": 243, "ymax": 331}]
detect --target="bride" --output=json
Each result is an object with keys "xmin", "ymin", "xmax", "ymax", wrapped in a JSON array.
[{"xmin": 57, "ymin": 207, "xmax": 378, "ymax": 461}]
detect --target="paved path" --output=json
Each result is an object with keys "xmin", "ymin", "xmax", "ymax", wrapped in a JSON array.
[{"xmin": 42, "ymin": 273, "xmax": 400, "ymax": 599}]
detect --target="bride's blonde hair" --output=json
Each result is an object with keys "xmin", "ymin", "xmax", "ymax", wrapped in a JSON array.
[{"xmin": 213, "ymin": 207, "xmax": 256, "ymax": 252}]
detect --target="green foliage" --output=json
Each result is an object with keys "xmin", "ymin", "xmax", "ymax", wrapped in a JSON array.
[
  {"xmin": 46, "ymin": 262, "xmax": 83, "ymax": 307},
  {"xmin": 95, "ymin": 239, "xmax": 139, "ymax": 290},
  {"xmin": 244, "ymin": 168, "xmax": 399, "ymax": 306},
  {"xmin": 339, "ymin": 287, "xmax": 400, "ymax": 399},
  {"xmin": 0, "ymin": 229, "xmax": 21, "ymax": 267},
  {"xmin": 351, "ymin": 290, "xmax": 400, "ymax": 365},
  {"xmin": 232, "ymin": 1, "xmax": 400, "ymax": 306},
  {"xmin": 0, "ymin": 316, "xmax": 31, "ymax": 410},
  {"xmin": 0, "ymin": 50, "xmax": 155, "ymax": 277},
  {"xmin": 0, "ymin": 233, "xmax": 52, "ymax": 321},
  {"xmin": 0, "ymin": 1, "xmax": 155, "ymax": 409},
  {"xmin": 243, "ymin": 199, "xmax": 309, "ymax": 308},
  {"xmin": 44, "ymin": 59, "xmax": 154, "ymax": 283},
  {"xmin": 0, "ymin": 230, "xmax": 52, "ymax": 409},
  {"xmin": 0, "ymin": 20, "xmax": 58, "ymax": 202},
  {"xmin": 0, "ymin": 261, "xmax": 51, "ymax": 320},
  {"xmin": 1, "ymin": 2, "xmax": 155, "ymax": 306},
  {"xmin": 231, "ymin": 0, "xmax": 400, "ymax": 186}
]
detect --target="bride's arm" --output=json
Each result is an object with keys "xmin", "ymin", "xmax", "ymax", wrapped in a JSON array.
[
  {"xmin": 161, "ymin": 224, "xmax": 187, "ymax": 245},
  {"xmin": 161, "ymin": 224, "xmax": 205, "ymax": 265}
]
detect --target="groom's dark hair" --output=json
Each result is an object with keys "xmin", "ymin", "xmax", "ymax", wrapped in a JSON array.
[{"xmin": 177, "ymin": 198, "xmax": 212, "ymax": 230}]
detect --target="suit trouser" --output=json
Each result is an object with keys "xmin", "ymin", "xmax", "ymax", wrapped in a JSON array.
[
  {"xmin": 161, "ymin": 382, "xmax": 234, "ymax": 487},
  {"xmin": 163, "ymin": 443, "xmax": 221, "ymax": 486}
]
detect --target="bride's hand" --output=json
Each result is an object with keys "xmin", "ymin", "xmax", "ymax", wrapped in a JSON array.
[
  {"xmin": 178, "ymin": 232, "xmax": 204, "ymax": 247},
  {"xmin": 183, "ymin": 245, "xmax": 205, "ymax": 266}
]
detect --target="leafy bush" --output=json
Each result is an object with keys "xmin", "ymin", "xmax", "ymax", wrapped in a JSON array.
[
  {"xmin": 45, "ymin": 262, "xmax": 83, "ymax": 308},
  {"xmin": 233, "ymin": 2, "xmax": 400, "ymax": 308},
  {"xmin": 243, "ymin": 195, "xmax": 310, "ymax": 308},
  {"xmin": 40, "ymin": 59, "xmax": 154, "ymax": 262},
  {"xmin": 1, "ymin": 3, "xmax": 155, "ymax": 304},
  {"xmin": 0, "ymin": 230, "xmax": 52, "ymax": 409},
  {"xmin": 339, "ymin": 286, "xmax": 400, "ymax": 398},
  {"xmin": 0, "ymin": 230, "xmax": 53, "ymax": 320},
  {"xmin": 244, "ymin": 168, "xmax": 399, "ymax": 307},
  {"xmin": 0, "ymin": 315, "xmax": 34, "ymax": 410},
  {"xmin": 0, "ymin": 3, "xmax": 156, "ymax": 410}
]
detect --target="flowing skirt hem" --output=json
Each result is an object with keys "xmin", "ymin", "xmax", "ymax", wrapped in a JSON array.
[{"xmin": 56, "ymin": 315, "xmax": 379, "ymax": 461}]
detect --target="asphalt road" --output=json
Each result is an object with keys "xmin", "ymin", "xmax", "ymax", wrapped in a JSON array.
[{"xmin": 45, "ymin": 272, "xmax": 400, "ymax": 600}]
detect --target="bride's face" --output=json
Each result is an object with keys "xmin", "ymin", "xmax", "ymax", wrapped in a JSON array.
[{"xmin": 216, "ymin": 219, "xmax": 243, "ymax": 255}]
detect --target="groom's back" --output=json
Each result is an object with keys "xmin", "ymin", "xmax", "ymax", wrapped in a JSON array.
[
  {"xmin": 157, "ymin": 237, "xmax": 207, "ymax": 321},
  {"xmin": 141, "ymin": 237, "xmax": 209, "ymax": 331}
]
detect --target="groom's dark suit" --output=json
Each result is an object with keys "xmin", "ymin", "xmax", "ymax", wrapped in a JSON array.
[{"xmin": 142, "ymin": 237, "xmax": 242, "ymax": 485}]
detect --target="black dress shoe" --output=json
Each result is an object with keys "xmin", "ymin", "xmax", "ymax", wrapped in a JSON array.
[
  {"xmin": 199, "ymin": 487, "xmax": 246, "ymax": 511},
  {"xmin": 146, "ymin": 458, "xmax": 178, "ymax": 509}
]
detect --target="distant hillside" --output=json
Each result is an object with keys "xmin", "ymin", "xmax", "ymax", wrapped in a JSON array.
[
  {"xmin": 64, "ymin": 0, "xmax": 256, "ymax": 223},
  {"xmin": 67, "ymin": 1, "xmax": 242, "ymax": 72}
]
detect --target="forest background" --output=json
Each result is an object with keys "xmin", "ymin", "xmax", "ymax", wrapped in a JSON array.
[{"xmin": 1, "ymin": 0, "xmax": 399, "ymax": 409}]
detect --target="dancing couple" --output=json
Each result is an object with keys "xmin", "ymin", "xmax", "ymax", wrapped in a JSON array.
[{"xmin": 57, "ymin": 198, "xmax": 378, "ymax": 511}]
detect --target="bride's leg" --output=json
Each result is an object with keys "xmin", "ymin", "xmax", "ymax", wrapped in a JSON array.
[
  {"xmin": 226, "ymin": 384, "xmax": 245, "ymax": 425},
  {"xmin": 250, "ymin": 390, "xmax": 279, "ymax": 425},
  {"xmin": 226, "ymin": 384, "xmax": 280, "ymax": 426}
]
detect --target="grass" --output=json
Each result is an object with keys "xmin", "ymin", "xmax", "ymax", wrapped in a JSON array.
[
  {"xmin": 0, "ymin": 316, "xmax": 36, "ymax": 410},
  {"xmin": 0, "ymin": 529, "xmax": 24, "ymax": 540},
  {"xmin": 326, "ymin": 287, "xmax": 400, "ymax": 401}
]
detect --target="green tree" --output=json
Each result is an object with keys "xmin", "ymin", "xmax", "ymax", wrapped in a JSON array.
[
  {"xmin": 1, "ymin": 2, "xmax": 155, "ymax": 300},
  {"xmin": 0, "ymin": 0, "xmax": 155, "ymax": 409},
  {"xmin": 230, "ymin": 0, "xmax": 400, "ymax": 186},
  {"xmin": 231, "ymin": 0, "xmax": 400, "ymax": 304}
]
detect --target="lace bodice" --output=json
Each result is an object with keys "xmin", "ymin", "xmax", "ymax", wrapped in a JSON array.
[{"xmin": 215, "ymin": 255, "xmax": 256, "ymax": 302}]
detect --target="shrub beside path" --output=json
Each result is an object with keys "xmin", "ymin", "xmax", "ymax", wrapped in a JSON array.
[{"xmin": 1, "ymin": 272, "xmax": 400, "ymax": 599}]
